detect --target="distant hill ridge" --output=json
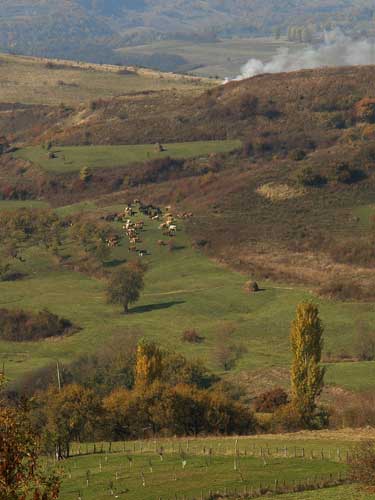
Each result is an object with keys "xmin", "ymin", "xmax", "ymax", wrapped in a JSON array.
[{"xmin": 0, "ymin": 1, "xmax": 372, "ymax": 66}]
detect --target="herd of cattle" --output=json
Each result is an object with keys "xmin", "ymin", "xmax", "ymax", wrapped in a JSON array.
[{"xmin": 102, "ymin": 200, "xmax": 193, "ymax": 256}]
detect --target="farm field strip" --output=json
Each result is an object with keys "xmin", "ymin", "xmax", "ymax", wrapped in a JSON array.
[{"xmin": 14, "ymin": 140, "xmax": 242, "ymax": 173}]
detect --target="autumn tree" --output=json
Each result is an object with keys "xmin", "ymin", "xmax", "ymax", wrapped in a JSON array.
[
  {"xmin": 79, "ymin": 166, "xmax": 91, "ymax": 182},
  {"xmin": 42, "ymin": 384, "xmax": 102, "ymax": 459},
  {"xmin": 290, "ymin": 302, "xmax": 325, "ymax": 426},
  {"xmin": 0, "ymin": 376, "xmax": 60, "ymax": 499},
  {"xmin": 103, "ymin": 387, "xmax": 131, "ymax": 440},
  {"xmin": 135, "ymin": 339, "xmax": 163, "ymax": 386},
  {"xmin": 107, "ymin": 265, "xmax": 145, "ymax": 313}
]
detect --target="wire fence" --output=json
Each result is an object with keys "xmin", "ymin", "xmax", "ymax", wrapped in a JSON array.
[{"xmin": 68, "ymin": 439, "xmax": 352, "ymax": 464}]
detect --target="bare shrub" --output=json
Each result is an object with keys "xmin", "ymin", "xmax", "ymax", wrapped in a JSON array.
[
  {"xmin": 349, "ymin": 441, "xmax": 375, "ymax": 488},
  {"xmin": 215, "ymin": 323, "xmax": 247, "ymax": 371},
  {"xmin": 317, "ymin": 279, "xmax": 368, "ymax": 301},
  {"xmin": 330, "ymin": 392, "xmax": 375, "ymax": 428},
  {"xmin": 254, "ymin": 387, "xmax": 289, "ymax": 413},
  {"xmin": 182, "ymin": 329, "xmax": 204, "ymax": 344},
  {"xmin": 355, "ymin": 321, "xmax": 375, "ymax": 361}
]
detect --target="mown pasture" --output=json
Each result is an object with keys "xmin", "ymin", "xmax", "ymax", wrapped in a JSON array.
[
  {"xmin": 0, "ymin": 201, "xmax": 375, "ymax": 392},
  {"xmin": 14, "ymin": 141, "xmax": 242, "ymax": 173}
]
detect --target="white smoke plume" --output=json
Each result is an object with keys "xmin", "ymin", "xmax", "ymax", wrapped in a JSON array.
[{"xmin": 235, "ymin": 30, "xmax": 375, "ymax": 80}]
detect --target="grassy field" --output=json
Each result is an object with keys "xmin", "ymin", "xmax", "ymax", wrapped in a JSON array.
[
  {"xmin": 57, "ymin": 453, "xmax": 345, "ymax": 500},
  {"xmin": 14, "ymin": 141, "xmax": 242, "ymax": 173},
  {"xmin": 116, "ymin": 37, "xmax": 301, "ymax": 79},
  {"xmin": 0, "ymin": 200, "xmax": 49, "ymax": 210},
  {"xmin": 53, "ymin": 430, "xmax": 375, "ymax": 499},
  {"xmin": 1, "ymin": 202, "xmax": 375, "ymax": 392},
  {"xmin": 0, "ymin": 53, "xmax": 212, "ymax": 106}
]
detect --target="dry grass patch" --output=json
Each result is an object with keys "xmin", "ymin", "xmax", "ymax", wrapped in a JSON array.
[{"xmin": 257, "ymin": 182, "xmax": 305, "ymax": 202}]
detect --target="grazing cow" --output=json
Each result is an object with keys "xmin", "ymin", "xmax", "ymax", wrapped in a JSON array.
[
  {"xmin": 169, "ymin": 225, "xmax": 177, "ymax": 232},
  {"xmin": 128, "ymin": 244, "xmax": 137, "ymax": 252},
  {"xmin": 126, "ymin": 229, "xmax": 138, "ymax": 239},
  {"xmin": 159, "ymin": 222, "xmax": 168, "ymax": 230},
  {"xmin": 106, "ymin": 235, "xmax": 120, "ymax": 248},
  {"xmin": 124, "ymin": 206, "xmax": 134, "ymax": 217},
  {"xmin": 157, "ymin": 240, "xmax": 167, "ymax": 246}
]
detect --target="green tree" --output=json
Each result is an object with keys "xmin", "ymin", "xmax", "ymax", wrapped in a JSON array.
[
  {"xmin": 107, "ymin": 266, "xmax": 145, "ymax": 313},
  {"xmin": 290, "ymin": 302, "xmax": 325, "ymax": 426}
]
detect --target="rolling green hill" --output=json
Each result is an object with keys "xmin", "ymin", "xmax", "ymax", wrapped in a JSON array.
[
  {"xmin": 1, "ymin": 56, "xmax": 375, "ymax": 424},
  {"xmin": 0, "ymin": 199, "xmax": 374, "ymax": 395}
]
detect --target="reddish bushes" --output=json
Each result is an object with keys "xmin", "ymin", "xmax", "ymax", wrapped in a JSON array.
[
  {"xmin": 0, "ymin": 308, "xmax": 77, "ymax": 342},
  {"xmin": 355, "ymin": 98, "xmax": 375, "ymax": 123},
  {"xmin": 182, "ymin": 329, "xmax": 204, "ymax": 343},
  {"xmin": 254, "ymin": 387, "xmax": 289, "ymax": 413}
]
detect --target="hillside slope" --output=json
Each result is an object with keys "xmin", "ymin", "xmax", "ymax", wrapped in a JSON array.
[{"xmin": 3, "ymin": 62, "xmax": 375, "ymax": 304}]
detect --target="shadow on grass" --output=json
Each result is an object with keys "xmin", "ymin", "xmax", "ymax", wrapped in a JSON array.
[
  {"xmin": 131, "ymin": 300, "xmax": 185, "ymax": 314},
  {"xmin": 104, "ymin": 258, "xmax": 127, "ymax": 268}
]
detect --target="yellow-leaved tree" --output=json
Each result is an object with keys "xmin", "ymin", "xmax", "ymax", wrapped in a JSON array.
[
  {"xmin": 290, "ymin": 302, "xmax": 325, "ymax": 426},
  {"xmin": 135, "ymin": 340, "xmax": 163, "ymax": 387}
]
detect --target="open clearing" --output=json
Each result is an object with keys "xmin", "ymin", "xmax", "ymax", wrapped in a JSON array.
[
  {"xmin": 1, "ymin": 203, "xmax": 375, "ymax": 392},
  {"xmin": 14, "ymin": 141, "xmax": 241, "ymax": 173}
]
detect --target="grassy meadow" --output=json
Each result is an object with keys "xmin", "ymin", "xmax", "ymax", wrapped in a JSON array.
[
  {"xmin": 0, "ymin": 53, "xmax": 211, "ymax": 106},
  {"xmin": 0, "ymin": 201, "xmax": 375, "ymax": 392},
  {"xmin": 57, "ymin": 452, "xmax": 345, "ymax": 500},
  {"xmin": 42, "ymin": 430, "xmax": 375, "ymax": 499},
  {"xmin": 14, "ymin": 141, "xmax": 241, "ymax": 173},
  {"xmin": 57, "ymin": 432, "xmax": 359, "ymax": 500}
]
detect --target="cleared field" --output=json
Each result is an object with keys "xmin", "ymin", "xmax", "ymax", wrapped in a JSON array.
[
  {"xmin": 14, "ymin": 141, "xmax": 242, "ymax": 173},
  {"xmin": 116, "ymin": 37, "xmax": 301, "ymax": 78},
  {"xmin": 1, "ymin": 204, "xmax": 375, "ymax": 392},
  {"xmin": 0, "ymin": 53, "xmax": 212, "ymax": 106}
]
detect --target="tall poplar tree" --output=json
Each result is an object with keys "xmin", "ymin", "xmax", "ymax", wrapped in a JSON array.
[{"xmin": 290, "ymin": 302, "xmax": 325, "ymax": 425}]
